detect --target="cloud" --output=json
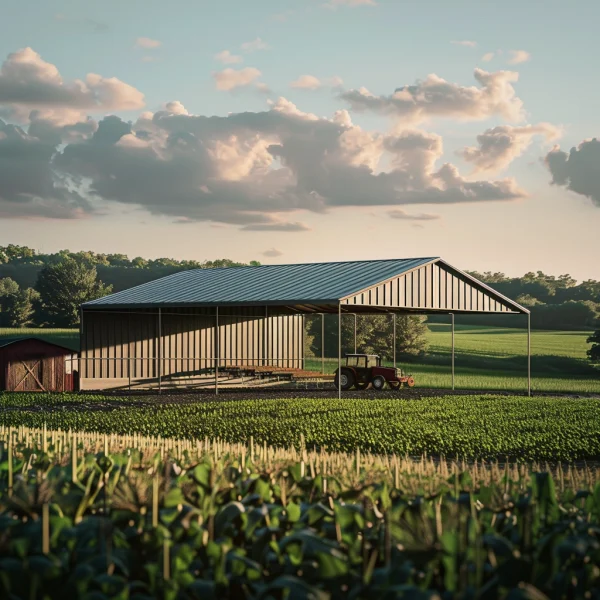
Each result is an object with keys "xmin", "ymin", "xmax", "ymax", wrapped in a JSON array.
[
  {"xmin": 451, "ymin": 40, "xmax": 477, "ymax": 48},
  {"xmin": 0, "ymin": 47, "xmax": 145, "ymax": 124},
  {"xmin": 388, "ymin": 209, "xmax": 440, "ymax": 220},
  {"xmin": 461, "ymin": 122, "xmax": 561, "ymax": 173},
  {"xmin": 481, "ymin": 52, "xmax": 495, "ymax": 62},
  {"xmin": 213, "ymin": 67, "xmax": 262, "ymax": 91},
  {"xmin": 545, "ymin": 138, "xmax": 600, "ymax": 207},
  {"xmin": 291, "ymin": 75, "xmax": 322, "ymax": 90},
  {"xmin": 48, "ymin": 101, "xmax": 525, "ymax": 231},
  {"xmin": 262, "ymin": 248, "xmax": 283, "ymax": 257},
  {"xmin": 241, "ymin": 38, "xmax": 269, "ymax": 53},
  {"xmin": 215, "ymin": 50, "xmax": 243, "ymax": 64},
  {"xmin": 135, "ymin": 37, "xmax": 161, "ymax": 49},
  {"xmin": 0, "ymin": 49, "xmax": 530, "ymax": 228},
  {"xmin": 290, "ymin": 75, "xmax": 343, "ymax": 90},
  {"xmin": 242, "ymin": 222, "xmax": 310, "ymax": 232},
  {"xmin": 339, "ymin": 68, "xmax": 524, "ymax": 124},
  {"xmin": 508, "ymin": 50, "xmax": 530, "ymax": 64},
  {"xmin": 0, "ymin": 119, "xmax": 91, "ymax": 219}
]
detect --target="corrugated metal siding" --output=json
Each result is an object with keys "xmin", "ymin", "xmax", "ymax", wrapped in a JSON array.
[
  {"xmin": 83, "ymin": 258, "xmax": 437, "ymax": 308},
  {"xmin": 342, "ymin": 262, "xmax": 518, "ymax": 313},
  {"xmin": 80, "ymin": 307, "xmax": 304, "ymax": 381}
]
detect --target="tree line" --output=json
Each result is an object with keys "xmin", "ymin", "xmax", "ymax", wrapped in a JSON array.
[
  {"xmin": 0, "ymin": 246, "xmax": 258, "ymax": 328},
  {"xmin": 0, "ymin": 245, "xmax": 598, "ymax": 362}
]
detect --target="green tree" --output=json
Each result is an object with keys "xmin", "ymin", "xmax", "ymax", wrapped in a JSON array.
[
  {"xmin": 588, "ymin": 324, "xmax": 600, "ymax": 363},
  {"xmin": 9, "ymin": 288, "xmax": 39, "ymax": 327},
  {"xmin": 306, "ymin": 314, "xmax": 428, "ymax": 360},
  {"xmin": 0, "ymin": 277, "xmax": 20, "ymax": 326},
  {"xmin": 36, "ymin": 258, "xmax": 112, "ymax": 327}
]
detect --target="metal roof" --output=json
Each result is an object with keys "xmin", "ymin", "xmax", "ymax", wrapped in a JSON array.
[
  {"xmin": 0, "ymin": 337, "xmax": 77, "ymax": 352},
  {"xmin": 83, "ymin": 257, "xmax": 437, "ymax": 308},
  {"xmin": 82, "ymin": 257, "xmax": 528, "ymax": 314}
]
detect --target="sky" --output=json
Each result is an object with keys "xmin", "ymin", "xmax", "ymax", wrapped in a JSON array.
[{"xmin": 0, "ymin": 0, "xmax": 598, "ymax": 280}]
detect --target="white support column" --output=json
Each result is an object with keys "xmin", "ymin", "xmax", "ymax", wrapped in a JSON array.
[
  {"xmin": 527, "ymin": 312, "xmax": 531, "ymax": 397},
  {"xmin": 215, "ymin": 307, "xmax": 219, "ymax": 395},
  {"xmin": 451, "ymin": 312, "xmax": 455, "ymax": 391},
  {"xmin": 338, "ymin": 303, "xmax": 342, "ymax": 400},
  {"xmin": 158, "ymin": 307, "xmax": 162, "ymax": 394}
]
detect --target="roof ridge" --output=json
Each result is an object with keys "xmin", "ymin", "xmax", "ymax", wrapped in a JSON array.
[{"xmin": 181, "ymin": 256, "xmax": 440, "ymax": 273}]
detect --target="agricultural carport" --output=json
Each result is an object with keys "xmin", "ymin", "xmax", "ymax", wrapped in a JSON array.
[
  {"xmin": 79, "ymin": 257, "xmax": 530, "ymax": 394},
  {"xmin": 0, "ymin": 338, "xmax": 79, "ymax": 392}
]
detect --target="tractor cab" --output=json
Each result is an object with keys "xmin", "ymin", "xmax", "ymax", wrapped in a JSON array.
[
  {"xmin": 345, "ymin": 354, "xmax": 381, "ymax": 369},
  {"xmin": 334, "ymin": 353, "xmax": 415, "ymax": 391}
]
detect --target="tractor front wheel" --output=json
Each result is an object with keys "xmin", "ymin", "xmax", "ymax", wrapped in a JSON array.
[
  {"xmin": 372, "ymin": 375, "xmax": 386, "ymax": 391},
  {"xmin": 388, "ymin": 381, "xmax": 401, "ymax": 390},
  {"xmin": 334, "ymin": 368, "xmax": 355, "ymax": 391}
]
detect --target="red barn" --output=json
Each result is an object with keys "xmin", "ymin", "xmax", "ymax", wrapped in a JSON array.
[{"xmin": 0, "ymin": 338, "xmax": 79, "ymax": 392}]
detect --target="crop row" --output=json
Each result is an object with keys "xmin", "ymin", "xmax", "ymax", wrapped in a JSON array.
[
  {"xmin": 1, "ymin": 393, "xmax": 599, "ymax": 461},
  {"xmin": 0, "ymin": 426, "xmax": 599, "ymax": 599}
]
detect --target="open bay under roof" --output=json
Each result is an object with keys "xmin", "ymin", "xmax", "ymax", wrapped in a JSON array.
[{"xmin": 83, "ymin": 257, "xmax": 528, "ymax": 315}]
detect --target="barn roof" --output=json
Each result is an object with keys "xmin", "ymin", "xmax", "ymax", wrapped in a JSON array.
[
  {"xmin": 0, "ymin": 337, "xmax": 77, "ymax": 352},
  {"xmin": 83, "ymin": 257, "xmax": 528, "ymax": 315}
]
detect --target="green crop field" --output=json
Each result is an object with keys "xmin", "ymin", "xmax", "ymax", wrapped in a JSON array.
[
  {"xmin": 0, "ymin": 327, "xmax": 79, "ymax": 351},
  {"xmin": 0, "ymin": 424, "xmax": 599, "ymax": 598},
  {"xmin": 1, "ymin": 393, "xmax": 600, "ymax": 461}
]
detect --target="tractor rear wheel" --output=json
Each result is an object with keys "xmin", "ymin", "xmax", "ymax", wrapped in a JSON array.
[
  {"xmin": 372, "ymin": 375, "xmax": 386, "ymax": 391},
  {"xmin": 334, "ymin": 368, "xmax": 355, "ymax": 391}
]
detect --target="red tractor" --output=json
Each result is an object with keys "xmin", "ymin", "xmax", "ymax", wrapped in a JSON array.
[{"xmin": 334, "ymin": 354, "xmax": 415, "ymax": 391}]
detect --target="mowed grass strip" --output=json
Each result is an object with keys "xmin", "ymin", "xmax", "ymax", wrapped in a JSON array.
[{"xmin": 1, "ymin": 393, "xmax": 599, "ymax": 461}]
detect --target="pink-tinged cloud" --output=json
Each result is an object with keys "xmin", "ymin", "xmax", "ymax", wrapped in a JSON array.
[
  {"xmin": 135, "ymin": 37, "xmax": 162, "ymax": 49},
  {"xmin": 0, "ymin": 47, "xmax": 145, "ymax": 124},
  {"xmin": 481, "ymin": 52, "xmax": 495, "ymax": 62},
  {"xmin": 508, "ymin": 50, "xmax": 531, "ymax": 64},
  {"xmin": 545, "ymin": 138, "xmax": 600, "ymax": 207},
  {"xmin": 340, "ymin": 68, "xmax": 524, "ymax": 124},
  {"xmin": 290, "ymin": 75, "xmax": 322, "ymax": 90},
  {"xmin": 213, "ymin": 67, "xmax": 262, "ymax": 91},
  {"xmin": 461, "ymin": 122, "xmax": 561, "ymax": 173},
  {"xmin": 214, "ymin": 50, "xmax": 243, "ymax": 64}
]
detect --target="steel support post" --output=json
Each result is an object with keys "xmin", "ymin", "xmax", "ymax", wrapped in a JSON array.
[
  {"xmin": 321, "ymin": 313, "xmax": 325, "ymax": 374},
  {"xmin": 264, "ymin": 306, "xmax": 268, "ymax": 367},
  {"xmin": 354, "ymin": 314, "xmax": 357, "ymax": 353},
  {"xmin": 338, "ymin": 303, "xmax": 342, "ymax": 399},
  {"xmin": 158, "ymin": 307, "xmax": 162, "ymax": 394},
  {"xmin": 527, "ymin": 312, "xmax": 531, "ymax": 397},
  {"xmin": 215, "ymin": 307, "xmax": 219, "ymax": 395},
  {"xmin": 393, "ymin": 313, "xmax": 396, "ymax": 368},
  {"xmin": 451, "ymin": 313, "xmax": 455, "ymax": 391}
]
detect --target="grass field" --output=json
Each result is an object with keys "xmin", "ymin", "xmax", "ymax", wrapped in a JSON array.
[
  {"xmin": 307, "ymin": 323, "xmax": 600, "ymax": 394},
  {"xmin": 1, "ymin": 325, "xmax": 598, "ymax": 393}
]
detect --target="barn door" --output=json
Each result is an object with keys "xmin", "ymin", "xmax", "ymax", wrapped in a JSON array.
[{"xmin": 6, "ymin": 360, "xmax": 46, "ymax": 391}]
